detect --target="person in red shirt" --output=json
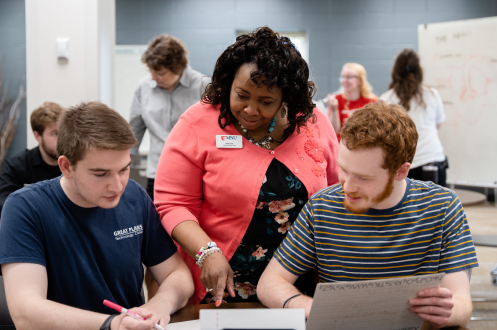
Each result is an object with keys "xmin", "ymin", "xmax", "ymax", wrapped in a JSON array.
[{"xmin": 326, "ymin": 63, "xmax": 377, "ymax": 139}]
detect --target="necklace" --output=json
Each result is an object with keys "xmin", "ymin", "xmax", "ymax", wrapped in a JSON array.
[{"xmin": 239, "ymin": 117, "xmax": 276, "ymax": 150}]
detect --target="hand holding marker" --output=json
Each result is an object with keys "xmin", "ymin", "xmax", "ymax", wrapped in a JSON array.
[{"xmin": 103, "ymin": 300, "xmax": 165, "ymax": 330}]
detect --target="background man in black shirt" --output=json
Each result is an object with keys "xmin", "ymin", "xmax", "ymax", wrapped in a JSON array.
[{"xmin": 0, "ymin": 102, "xmax": 65, "ymax": 214}]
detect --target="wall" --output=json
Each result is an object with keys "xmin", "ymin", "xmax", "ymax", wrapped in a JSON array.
[
  {"xmin": 3, "ymin": 0, "xmax": 497, "ymax": 157},
  {"xmin": 99, "ymin": 0, "xmax": 116, "ymax": 108},
  {"xmin": 116, "ymin": 0, "xmax": 497, "ymax": 100},
  {"xmin": 0, "ymin": 0, "xmax": 27, "ymax": 158},
  {"xmin": 25, "ymin": 0, "xmax": 115, "ymax": 149}
]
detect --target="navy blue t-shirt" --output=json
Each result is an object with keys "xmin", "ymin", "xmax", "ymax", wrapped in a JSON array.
[{"xmin": 0, "ymin": 177, "xmax": 176, "ymax": 313}]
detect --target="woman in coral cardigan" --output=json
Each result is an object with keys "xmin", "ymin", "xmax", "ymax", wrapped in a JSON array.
[{"xmin": 154, "ymin": 27, "xmax": 339, "ymax": 305}]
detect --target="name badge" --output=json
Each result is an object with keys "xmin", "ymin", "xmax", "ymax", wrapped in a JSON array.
[{"xmin": 216, "ymin": 135, "xmax": 243, "ymax": 148}]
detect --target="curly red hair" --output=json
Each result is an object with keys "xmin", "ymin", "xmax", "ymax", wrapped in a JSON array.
[{"xmin": 340, "ymin": 100, "xmax": 418, "ymax": 174}]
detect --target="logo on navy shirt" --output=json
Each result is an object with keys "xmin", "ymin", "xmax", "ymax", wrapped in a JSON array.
[{"xmin": 114, "ymin": 225, "xmax": 143, "ymax": 241}]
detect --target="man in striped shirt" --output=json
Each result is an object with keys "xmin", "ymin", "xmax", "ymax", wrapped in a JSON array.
[{"xmin": 258, "ymin": 101, "xmax": 478, "ymax": 329}]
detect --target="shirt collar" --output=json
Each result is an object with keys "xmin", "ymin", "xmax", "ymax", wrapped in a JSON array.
[
  {"xmin": 149, "ymin": 65, "xmax": 192, "ymax": 90},
  {"xmin": 177, "ymin": 65, "xmax": 192, "ymax": 88}
]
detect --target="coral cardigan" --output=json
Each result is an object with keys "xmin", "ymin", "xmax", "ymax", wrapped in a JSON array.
[{"xmin": 154, "ymin": 101, "xmax": 339, "ymax": 304}]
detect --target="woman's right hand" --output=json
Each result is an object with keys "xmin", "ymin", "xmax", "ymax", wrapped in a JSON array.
[
  {"xmin": 200, "ymin": 252, "xmax": 236, "ymax": 304},
  {"xmin": 327, "ymin": 94, "xmax": 338, "ymax": 110}
]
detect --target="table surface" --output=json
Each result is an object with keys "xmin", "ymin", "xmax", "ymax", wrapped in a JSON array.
[
  {"xmin": 170, "ymin": 302, "xmax": 468, "ymax": 330},
  {"xmin": 453, "ymin": 188, "xmax": 487, "ymax": 207},
  {"xmin": 472, "ymin": 234, "xmax": 497, "ymax": 247}
]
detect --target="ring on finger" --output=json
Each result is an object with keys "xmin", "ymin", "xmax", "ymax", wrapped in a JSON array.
[{"xmin": 206, "ymin": 288, "xmax": 213, "ymax": 292}]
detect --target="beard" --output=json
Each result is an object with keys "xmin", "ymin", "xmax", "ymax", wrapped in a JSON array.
[
  {"xmin": 40, "ymin": 139, "xmax": 58, "ymax": 160},
  {"xmin": 343, "ymin": 173, "xmax": 395, "ymax": 214}
]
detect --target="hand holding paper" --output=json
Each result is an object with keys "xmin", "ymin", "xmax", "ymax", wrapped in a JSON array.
[
  {"xmin": 305, "ymin": 273, "xmax": 446, "ymax": 330},
  {"xmin": 409, "ymin": 286, "xmax": 454, "ymax": 329}
]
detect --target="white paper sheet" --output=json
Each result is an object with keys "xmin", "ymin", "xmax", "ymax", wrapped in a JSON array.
[
  {"xmin": 306, "ymin": 273, "xmax": 445, "ymax": 330},
  {"xmin": 166, "ymin": 320, "xmax": 200, "ymax": 330},
  {"xmin": 200, "ymin": 308, "xmax": 305, "ymax": 330}
]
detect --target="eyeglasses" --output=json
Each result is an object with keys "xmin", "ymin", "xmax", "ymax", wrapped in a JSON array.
[
  {"xmin": 146, "ymin": 66, "xmax": 168, "ymax": 79},
  {"xmin": 339, "ymin": 75, "xmax": 359, "ymax": 82}
]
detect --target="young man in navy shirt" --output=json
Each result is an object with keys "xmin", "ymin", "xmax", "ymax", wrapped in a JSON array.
[{"xmin": 0, "ymin": 102, "xmax": 194, "ymax": 330}]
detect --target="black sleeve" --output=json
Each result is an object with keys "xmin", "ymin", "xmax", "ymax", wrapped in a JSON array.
[{"xmin": 0, "ymin": 157, "xmax": 25, "ymax": 215}]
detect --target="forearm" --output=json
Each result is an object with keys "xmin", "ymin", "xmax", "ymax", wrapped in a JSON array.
[
  {"xmin": 129, "ymin": 126, "xmax": 145, "ymax": 156},
  {"xmin": 329, "ymin": 106, "xmax": 340, "ymax": 133},
  {"xmin": 446, "ymin": 294, "xmax": 472, "ymax": 327},
  {"xmin": 258, "ymin": 270, "xmax": 312, "ymax": 316},
  {"xmin": 145, "ymin": 265, "xmax": 194, "ymax": 315},
  {"xmin": 129, "ymin": 108, "xmax": 146, "ymax": 156},
  {"xmin": 171, "ymin": 220, "xmax": 212, "ymax": 258},
  {"xmin": 11, "ymin": 296, "xmax": 108, "ymax": 330}
]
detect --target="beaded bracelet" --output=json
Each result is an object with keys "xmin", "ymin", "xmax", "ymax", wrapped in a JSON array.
[
  {"xmin": 197, "ymin": 247, "xmax": 222, "ymax": 269},
  {"xmin": 195, "ymin": 242, "xmax": 222, "ymax": 269},
  {"xmin": 195, "ymin": 242, "xmax": 216, "ymax": 265}
]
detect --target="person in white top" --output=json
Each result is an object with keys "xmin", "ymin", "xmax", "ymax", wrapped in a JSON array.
[{"xmin": 380, "ymin": 49, "xmax": 448, "ymax": 187}]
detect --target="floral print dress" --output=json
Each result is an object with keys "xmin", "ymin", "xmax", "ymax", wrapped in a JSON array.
[{"xmin": 223, "ymin": 159, "xmax": 310, "ymax": 302}]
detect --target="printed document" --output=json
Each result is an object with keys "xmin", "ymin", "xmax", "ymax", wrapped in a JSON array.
[{"xmin": 306, "ymin": 273, "xmax": 445, "ymax": 330}]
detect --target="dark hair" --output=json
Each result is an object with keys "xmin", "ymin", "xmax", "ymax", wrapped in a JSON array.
[
  {"xmin": 57, "ymin": 101, "xmax": 137, "ymax": 165},
  {"xmin": 388, "ymin": 49, "xmax": 425, "ymax": 111},
  {"xmin": 30, "ymin": 102, "xmax": 65, "ymax": 135},
  {"xmin": 340, "ymin": 100, "xmax": 418, "ymax": 174},
  {"xmin": 202, "ymin": 26, "xmax": 316, "ymax": 141},
  {"xmin": 141, "ymin": 34, "xmax": 188, "ymax": 75}
]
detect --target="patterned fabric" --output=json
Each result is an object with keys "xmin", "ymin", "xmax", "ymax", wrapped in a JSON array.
[
  {"xmin": 156, "ymin": 100, "xmax": 339, "ymax": 305},
  {"xmin": 224, "ymin": 159, "xmax": 308, "ymax": 302},
  {"xmin": 275, "ymin": 178, "xmax": 478, "ymax": 282}
]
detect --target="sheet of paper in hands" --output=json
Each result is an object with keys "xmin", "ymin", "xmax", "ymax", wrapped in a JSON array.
[{"xmin": 306, "ymin": 273, "xmax": 445, "ymax": 330}]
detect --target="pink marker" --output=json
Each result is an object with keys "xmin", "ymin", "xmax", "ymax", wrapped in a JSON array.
[{"xmin": 103, "ymin": 300, "xmax": 164, "ymax": 330}]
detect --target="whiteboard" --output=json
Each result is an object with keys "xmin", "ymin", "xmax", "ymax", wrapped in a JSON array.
[
  {"xmin": 114, "ymin": 45, "xmax": 150, "ymax": 155},
  {"xmin": 418, "ymin": 17, "xmax": 497, "ymax": 185}
]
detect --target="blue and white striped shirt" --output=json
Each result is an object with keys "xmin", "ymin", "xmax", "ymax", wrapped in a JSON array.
[{"xmin": 274, "ymin": 179, "xmax": 478, "ymax": 281}]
